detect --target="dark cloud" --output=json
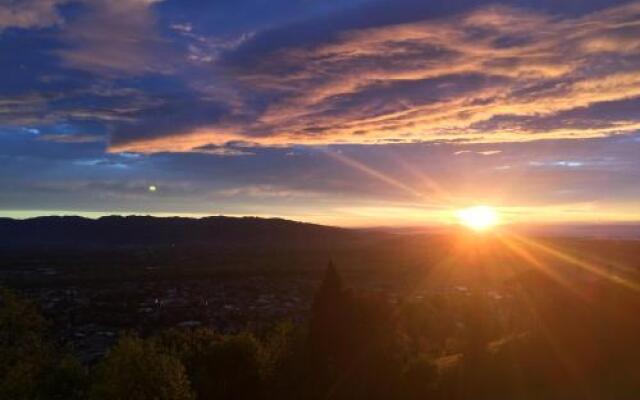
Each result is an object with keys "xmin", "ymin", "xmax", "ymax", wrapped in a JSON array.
[
  {"xmin": 223, "ymin": 0, "xmax": 636, "ymax": 66},
  {"xmin": 107, "ymin": 91, "xmax": 230, "ymax": 151},
  {"xmin": 37, "ymin": 133, "xmax": 105, "ymax": 143},
  {"xmin": 55, "ymin": 0, "xmax": 176, "ymax": 75}
]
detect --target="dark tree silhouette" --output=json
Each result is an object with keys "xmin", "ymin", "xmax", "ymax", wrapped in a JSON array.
[
  {"xmin": 308, "ymin": 262, "xmax": 356, "ymax": 363},
  {"xmin": 305, "ymin": 262, "xmax": 406, "ymax": 400},
  {"xmin": 0, "ymin": 289, "xmax": 86, "ymax": 400}
]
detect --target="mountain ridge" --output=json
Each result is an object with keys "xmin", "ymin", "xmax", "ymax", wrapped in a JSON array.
[{"xmin": 0, "ymin": 215, "xmax": 360, "ymax": 249}]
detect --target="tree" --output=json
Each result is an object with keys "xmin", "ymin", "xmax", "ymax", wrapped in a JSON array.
[
  {"xmin": 0, "ymin": 288, "xmax": 86, "ymax": 400},
  {"xmin": 153, "ymin": 327, "xmax": 221, "ymax": 363},
  {"xmin": 189, "ymin": 332, "xmax": 265, "ymax": 400},
  {"xmin": 403, "ymin": 355, "xmax": 439, "ymax": 400},
  {"xmin": 89, "ymin": 334, "xmax": 194, "ymax": 400},
  {"xmin": 305, "ymin": 262, "xmax": 405, "ymax": 400},
  {"xmin": 153, "ymin": 327, "xmax": 272, "ymax": 399},
  {"xmin": 260, "ymin": 321, "xmax": 304, "ymax": 400},
  {"xmin": 308, "ymin": 261, "xmax": 350, "ymax": 362}
]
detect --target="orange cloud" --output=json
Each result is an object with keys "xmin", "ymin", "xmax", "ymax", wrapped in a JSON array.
[{"xmin": 110, "ymin": 2, "xmax": 640, "ymax": 153}]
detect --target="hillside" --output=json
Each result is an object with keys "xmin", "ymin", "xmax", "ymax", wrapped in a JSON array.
[{"xmin": 0, "ymin": 215, "xmax": 361, "ymax": 249}]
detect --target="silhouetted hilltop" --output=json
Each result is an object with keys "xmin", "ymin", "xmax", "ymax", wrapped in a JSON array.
[{"xmin": 0, "ymin": 216, "xmax": 361, "ymax": 249}]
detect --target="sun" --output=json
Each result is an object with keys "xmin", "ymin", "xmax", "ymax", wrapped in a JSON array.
[{"xmin": 456, "ymin": 206, "xmax": 499, "ymax": 231}]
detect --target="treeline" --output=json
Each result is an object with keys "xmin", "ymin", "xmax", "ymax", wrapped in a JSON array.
[{"xmin": 2, "ymin": 262, "xmax": 640, "ymax": 399}]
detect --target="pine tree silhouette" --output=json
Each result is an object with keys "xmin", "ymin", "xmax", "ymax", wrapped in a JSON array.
[
  {"xmin": 305, "ymin": 261, "xmax": 352, "ymax": 394},
  {"xmin": 312, "ymin": 261, "xmax": 343, "ymax": 312}
]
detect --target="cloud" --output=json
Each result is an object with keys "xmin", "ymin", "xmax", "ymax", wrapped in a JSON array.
[
  {"xmin": 170, "ymin": 22, "xmax": 255, "ymax": 65},
  {"xmin": 0, "ymin": 0, "xmax": 68, "ymax": 32},
  {"xmin": 0, "ymin": 84, "xmax": 162, "ymax": 129},
  {"xmin": 192, "ymin": 143, "xmax": 255, "ymax": 157},
  {"xmin": 3, "ymin": 1, "xmax": 640, "ymax": 155},
  {"xmin": 56, "ymin": 0, "xmax": 172, "ymax": 75},
  {"xmin": 108, "ymin": 2, "xmax": 640, "ymax": 152},
  {"xmin": 0, "ymin": 93, "xmax": 49, "ymax": 125},
  {"xmin": 454, "ymin": 150, "xmax": 501, "ymax": 156},
  {"xmin": 215, "ymin": 184, "xmax": 322, "ymax": 199},
  {"xmin": 1, "ymin": 0, "xmax": 170, "ymax": 76},
  {"xmin": 106, "ymin": 93, "xmax": 229, "ymax": 152},
  {"xmin": 37, "ymin": 133, "xmax": 105, "ymax": 143}
]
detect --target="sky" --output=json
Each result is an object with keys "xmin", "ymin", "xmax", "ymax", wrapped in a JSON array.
[{"xmin": 1, "ymin": 0, "xmax": 639, "ymax": 226}]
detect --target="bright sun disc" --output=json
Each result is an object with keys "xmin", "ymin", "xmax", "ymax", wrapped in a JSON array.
[{"xmin": 457, "ymin": 206, "xmax": 499, "ymax": 231}]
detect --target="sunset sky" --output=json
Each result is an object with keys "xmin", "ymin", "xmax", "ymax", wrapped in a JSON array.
[{"xmin": 1, "ymin": 0, "xmax": 640, "ymax": 226}]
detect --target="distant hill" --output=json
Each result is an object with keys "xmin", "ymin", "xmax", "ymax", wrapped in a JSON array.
[
  {"xmin": 0, "ymin": 216, "xmax": 363, "ymax": 250},
  {"xmin": 371, "ymin": 224, "xmax": 640, "ymax": 240},
  {"xmin": 509, "ymin": 224, "xmax": 640, "ymax": 240}
]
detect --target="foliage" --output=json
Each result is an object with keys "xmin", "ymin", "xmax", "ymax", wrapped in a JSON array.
[
  {"xmin": 402, "ymin": 355, "xmax": 439, "ymax": 400},
  {"xmin": 89, "ymin": 334, "xmax": 194, "ymax": 400},
  {"xmin": 0, "ymin": 288, "xmax": 86, "ymax": 400},
  {"xmin": 187, "ymin": 332, "xmax": 264, "ymax": 400}
]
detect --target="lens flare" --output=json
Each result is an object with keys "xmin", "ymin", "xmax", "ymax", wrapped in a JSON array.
[{"xmin": 457, "ymin": 206, "xmax": 499, "ymax": 231}]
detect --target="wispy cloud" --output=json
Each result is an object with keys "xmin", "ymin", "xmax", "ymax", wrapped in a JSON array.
[
  {"xmin": 56, "ymin": 0, "xmax": 171, "ymax": 75},
  {"xmin": 3, "ymin": 1, "xmax": 640, "ymax": 158},
  {"xmin": 193, "ymin": 143, "xmax": 256, "ymax": 157},
  {"xmin": 0, "ymin": 85, "xmax": 161, "ymax": 129},
  {"xmin": 109, "ymin": 2, "xmax": 640, "ymax": 152},
  {"xmin": 37, "ymin": 133, "xmax": 105, "ymax": 143},
  {"xmin": 454, "ymin": 150, "xmax": 502, "ymax": 156},
  {"xmin": 0, "ymin": 0, "xmax": 68, "ymax": 32}
]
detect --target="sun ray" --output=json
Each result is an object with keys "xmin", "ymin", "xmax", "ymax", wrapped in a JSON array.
[
  {"xmin": 324, "ymin": 149, "xmax": 428, "ymax": 199},
  {"xmin": 509, "ymin": 233, "xmax": 640, "ymax": 293},
  {"xmin": 497, "ymin": 233, "xmax": 587, "ymax": 300}
]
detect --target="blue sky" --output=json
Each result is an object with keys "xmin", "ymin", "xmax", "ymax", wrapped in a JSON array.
[{"xmin": 1, "ymin": 0, "xmax": 639, "ymax": 226}]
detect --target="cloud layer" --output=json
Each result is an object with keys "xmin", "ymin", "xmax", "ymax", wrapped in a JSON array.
[
  {"xmin": 104, "ymin": 1, "xmax": 640, "ymax": 152},
  {"xmin": 2, "ymin": 1, "xmax": 639, "ymax": 153}
]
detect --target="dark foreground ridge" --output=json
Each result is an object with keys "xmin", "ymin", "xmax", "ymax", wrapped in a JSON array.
[{"xmin": 0, "ymin": 215, "xmax": 359, "ymax": 249}]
